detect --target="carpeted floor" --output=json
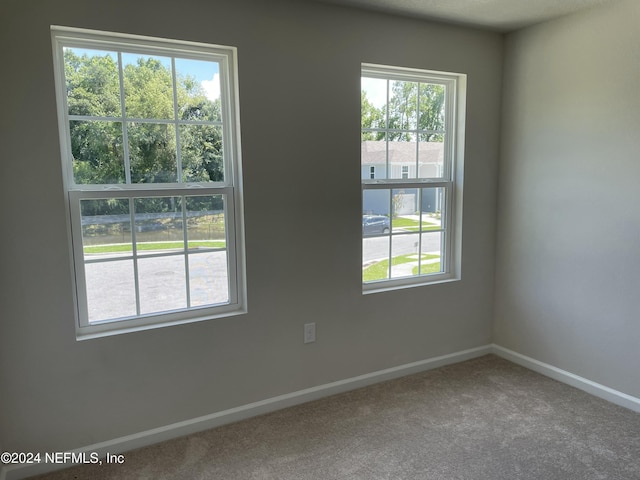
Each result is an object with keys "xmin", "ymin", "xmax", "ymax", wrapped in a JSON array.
[{"xmin": 31, "ymin": 355, "xmax": 640, "ymax": 479}]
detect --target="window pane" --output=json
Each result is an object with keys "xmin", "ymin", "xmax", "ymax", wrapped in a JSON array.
[
  {"xmin": 70, "ymin": 120, "xmax": 125, "ymax": 184},
  {"xmin": 388, "ymin": 80, "xmax": 418, "ymax": 131},
  {"xmin": 85, "ymin": 260, "xmax": 136, "ymax": 322},
  {"xmin": 418, "ymin": 134, "xmax": 445, "ymax": 178},
  {"xmin": 64, "ymin": 48, "xmax": 121, "ymax": 117},
  {"xmin": 122, "ymin": 53, "xmax": 174, "ymax": 119},
  {"xmin": 180, "ymin": 125, "xmax": 224, "ymax": 182},
  {"xmin": 185, "ymin": 195, "xmax": 225, "ymax": 250},
  {"xmin": 81, "ymin": 198, "xmax": 137, "ymax": 322},
  {"xmin": 418, "ymin": 83, "xmax": 446, "ymax": 134},
  {"xmin": 390, "ymin": 233, "xmax": 420, "ymax": 279},
  {"xmin": 388, "ymin": 139, "xmax": 416, "ymax": 180},
  {"xmin": 80, "ymin": 198, "xmax": 131, "ymax": 258},
  {"xmin": 362, "ymin": 214, "xmax": 391, "ymax": 237},
  {"xmin": 363, "ymin": 235, "xmax": 390, "ymax": 282},
  {"xmin": 128, "ymin": 122, "xmax": 178, "ymax": 183},
  {"xmin": 361, "ymin": 77, "xmax": 387, "ymax": 130},
  {"xmin": 363, "ymin": 189, "xmax": 390, "ymax": 237},
  {"xmin": 189, "ymin": 251, "xmax": 229, "ymax": 307},
  {"xmin": 361, "ymin": 134, "xmax": 386, "ymax": 180},
  {"xmin": 186, "ymin": 195, "xmax": 228, "ymax": 307},
  {"xmin": 392, "ymin": 188, "xmax": 418, "ymax": 221},
  {"xmin": 138, "ymin": 256, "xmax": 187, "ymax": 314},
  {"xmin": 175, "ymin": 58, "xmax": 222, "ymax": 122},
  {"xmin": 134, "ymin": 197, "xmax": 184, "ymax": 255},
  {"xmin": 361, "ymin": 130, "xmax": 386, "ymax": 141},
  {"xmin": 419, "ymin": 232, "xmax": 443, "ymax": 275},
  {"xmin": 421, "ymin": 188, "xmax": 444, "ymax": 230}
]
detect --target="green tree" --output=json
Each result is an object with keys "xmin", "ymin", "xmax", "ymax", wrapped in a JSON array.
[
  {"xmin": 416, "ymin": 83, "xmax": 445, "ymax": 142},
  {"xmin": 387, "ymin": 81, "xmax": 445, "ymax": 142},
  {"xmin": 65, "ymin": 50, "xmax": 125, "ymax": 184},
  {"xmin": 123, "ymin": 57, "xmax": 174, "ymax": 119},
  {"xmin": 65, "ymin": 50, "xmax": 224, "ymax": 191},
  {"xmin": 65, "ymin": 50, "xmax": 120, "ymax": 117},
  {"xmin": 361, "ymin": 91, "xmax": 385, "ymax": 141},
  {"xmin": 361, "ymin": 80, "xmax": 445, "ymax": 142}
]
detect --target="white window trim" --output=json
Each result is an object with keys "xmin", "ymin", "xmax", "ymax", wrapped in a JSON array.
[
  {"xmin": 51, "ymin": 26, "xmax": 247, "ymax": 339},
  {"xmin": 361, "ymin": 63, "xmax": 466, "ymax": 293}
]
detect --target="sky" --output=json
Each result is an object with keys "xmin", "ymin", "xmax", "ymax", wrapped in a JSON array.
[
  {"xmin": 66, "ymin": 47, "xmax": 221, "ymax": 101},
  {"xmin": 361, "ymin": 76, "xmax": 387, "ymax": 108},
  {"xmin": 174, "ymin": 58, "xmax": 220, "ymax": 101}
]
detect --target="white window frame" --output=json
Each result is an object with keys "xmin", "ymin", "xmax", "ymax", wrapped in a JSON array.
[
  {"xmin": 51, "ymin": 26, "xmax": 246, "ymax": 338},
  {"xmin": 361, "ymin": 63, "xmax": 466, "ymax": 293}
]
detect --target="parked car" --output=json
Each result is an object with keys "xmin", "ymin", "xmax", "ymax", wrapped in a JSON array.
[{"xmin": 362, "ymin": 215, "xmax": 390, "ymax": 236}]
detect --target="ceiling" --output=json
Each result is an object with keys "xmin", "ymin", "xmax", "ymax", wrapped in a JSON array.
[{"xmin": 308, "ymin": 0, "xmax": 613, "ymax": 32}]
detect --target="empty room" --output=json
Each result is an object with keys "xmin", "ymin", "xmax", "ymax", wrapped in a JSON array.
[{"xmin": 1, "ymin": 0, "xmax": 639, "ymax": 478}]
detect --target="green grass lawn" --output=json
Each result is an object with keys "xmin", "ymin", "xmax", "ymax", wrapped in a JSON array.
[
  {"xmin": 391, "ymin": 217, "xmax": 419, "ymax": 228},
  {"xmin": 84, "ymin": 240, "xmax": 226, "ymax": 254},
  {"xmin": 412, "ymin": 262, "xmax": 441, "ymax": 275},
  {"xmin": 392, "ymin": 217, "xmax": 441, "ymax": 232},
  {"xmin": 363, "ymin": 253, "xmax": 440, "ymax": 282},
  {"xmin": 402, "ymin": 225, "xmax": 441, "ymax": 232}
]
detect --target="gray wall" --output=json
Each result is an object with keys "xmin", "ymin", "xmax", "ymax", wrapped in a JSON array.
[
  {"xmin": 495, "ymin": 0, "xmax": 640, "ymax": 397},
  {"xmin": 0, "ymin": 0, "xmax": 502, "ymax": 452}
]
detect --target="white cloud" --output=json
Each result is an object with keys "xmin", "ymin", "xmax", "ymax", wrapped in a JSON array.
[
  {"xmin": 361, "ymin": 77, "xmax": 387, "ymax": 109},
  {"xmin": 201, "ymin": 73, "xmax": 220, "ymax": 101}
]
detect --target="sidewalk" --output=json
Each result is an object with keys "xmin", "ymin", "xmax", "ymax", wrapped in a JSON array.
[{"xmin": 391, "ymin": 255, "xmax": 440, "ymax": 277}]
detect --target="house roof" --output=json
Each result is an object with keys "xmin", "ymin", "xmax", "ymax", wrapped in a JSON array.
[{"xmin": 361, "ymin": 140, "xmax": 444, "ymax": 165}]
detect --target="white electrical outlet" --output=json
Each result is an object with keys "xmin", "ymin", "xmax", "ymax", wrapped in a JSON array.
[{"xmin": 304, "ymin": 322, "xmax": 316, "ymax": 344}]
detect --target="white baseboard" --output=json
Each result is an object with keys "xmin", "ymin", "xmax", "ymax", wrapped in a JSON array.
[
  {"xmin": 492, "ymin": 344, "xmax": 640, "ymax": 413},
  {"xmin": 1, "ymin": 345, "xmax": 491, "ymax": 480},
  {"xmin": 6, "ymin": 344, "xmax": 638, "ymax": 480}
]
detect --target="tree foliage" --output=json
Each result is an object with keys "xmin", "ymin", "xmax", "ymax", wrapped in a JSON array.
[
  {"xmin": 64, "ymin": 49, "xmax": 223, "ymax": 189},
  {"xmin": 361, "ymin": 80, "xmax": 445, "ymax": 142},
  {"xmin": 361, "ymin": 91, "xmax": 385, "ymax": 141}
]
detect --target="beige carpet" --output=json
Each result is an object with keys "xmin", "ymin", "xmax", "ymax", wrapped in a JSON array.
[{"xmin": 31, "ymin": 355, "xmax": 640, "ymax": 479}]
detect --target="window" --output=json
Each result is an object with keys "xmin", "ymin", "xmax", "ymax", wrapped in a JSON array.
[
  {"xmin": 361, "ymin": 64, "xmax": 465, "ymax": 291},
  {"xmin": 52, "ymin": 26, "xmax": 246, "ymax": 338},
  {"xmin": 370, "ymin": 166, "xmax": 376, "ymax": 179}
]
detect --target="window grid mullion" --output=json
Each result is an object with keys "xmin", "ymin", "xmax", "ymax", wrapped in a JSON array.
[
  {"xmin": 417, "ymin": 188, "xmax": 423, "ymax": 275},
  {"xmin": 68, "ymin": 115, "xmax": 222, "ymax": 127},
  {"xmin": 117, "ymin": 52, "xmax": 132, "ymax": 185},
  {"xmin": 181, "ymin": 195, "xmax": 191, "ymax": 308},
  {"xmin": 363, "ymin": 180, "xmax": 452, "ymax": 189},
  {"xmin": 362, "ymin": 127, "xmax": 445, "ymax": 135},
  {"xmin": 385, "ymin": 79, "xmax": 390, "ymax": 180},
  {"xmin": 443, "ymin": 185, "xmax": 452, "ymax": 272},
  {"xmin": 171, "ymin": 58, "xmax": 184, "ymax": 184},
  {"xmin": 387, "ymin": 187, "xmax": 393, "ymax": 280},
  {"xmin": 415, "ymin": 83, "xmax": 420, "ymax": 180},
  {"xmin": 85, "ymin": 249, "xmax": 208, "ymax": 264},
  {"xmin": 129, "ymin": 197, "xmax": 141, "ymax": 316},
  {"xmin": 444, "ymin": 80, "xmax": 455, "ymax": 181}
]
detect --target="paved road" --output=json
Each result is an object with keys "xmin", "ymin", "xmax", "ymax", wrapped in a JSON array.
[
  {"xmin": 84, "ymin": 251, "xmax": 229, "ymax": 322},
  {"xmin": 83, "ymin": 230, "xmax": 441, "ymax": 322},
  {"xmin": 363, "ymin": 231, "xmax": 441, "ymax": 264}
]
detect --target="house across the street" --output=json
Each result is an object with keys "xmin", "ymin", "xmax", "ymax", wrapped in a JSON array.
[{"xmin": 361, "ymin": 140, "xmax": 444, "ymax": 216}]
